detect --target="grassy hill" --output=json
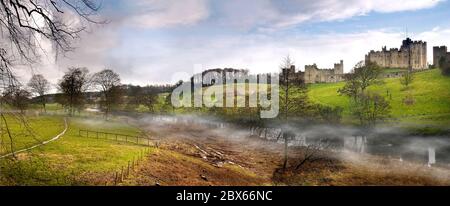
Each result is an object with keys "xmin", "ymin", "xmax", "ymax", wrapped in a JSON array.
[{"xmin": 308, "ymin": 69, "xmax": 450, "ymax": 127}]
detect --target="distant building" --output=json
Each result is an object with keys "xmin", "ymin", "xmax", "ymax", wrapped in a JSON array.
[
  {"xmin": 191, "ymin": 68, "xmax": 250, "ymax": 86},
  {"xmin": 280, "ymin": 60, "xmax": 345, "ymax": 84},
  {"xmin": 433, "ymin": 46, "xmax": 450, "ymax": 68},
  {"xmin": 365, "ymin": 38, "xmax": 427, "ymax": 70},
  {"xmin": 304, "ymin": 60, "xmax": 344, "ymax": 84}
]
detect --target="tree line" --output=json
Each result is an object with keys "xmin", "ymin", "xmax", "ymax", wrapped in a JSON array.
[{"xmin": 1, "ymin": 67, "xmax": 178, "ymax": 119}]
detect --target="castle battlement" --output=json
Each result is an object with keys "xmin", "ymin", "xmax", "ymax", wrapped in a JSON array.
[
  {"xmin": 366, "ymin": 38, "xmax": 427, "ymax": 70},
  {"xmin": 281, "ymin": 60, "xmax": 344, "ymax": 84}
]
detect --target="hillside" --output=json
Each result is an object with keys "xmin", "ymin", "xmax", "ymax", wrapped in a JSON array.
[{"xmin": 308, "ymin": 69, "xmax": 450, "ymax": 127}]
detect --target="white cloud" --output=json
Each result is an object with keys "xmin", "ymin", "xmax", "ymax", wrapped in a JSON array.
[
  {"xmin": 128, "ymin": 0, "xmax": 209, "ymax": 28},
  {"xmin": 215, "ymin": 0, "xmax": 443, "ymax": 28}
]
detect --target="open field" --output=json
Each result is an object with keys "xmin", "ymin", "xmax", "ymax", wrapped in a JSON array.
[
  {"xmin": 0, "ymin": 116, "xmax": 151, "ymax": 185},
  {"xmin": 0, "ymin": 115, "xmax": 65, "ymax": 155}
]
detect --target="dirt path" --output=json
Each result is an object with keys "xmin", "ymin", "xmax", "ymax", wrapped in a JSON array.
[{"xmin": 0, "ymin": 117, "xmax": 68, "ymax": 159}]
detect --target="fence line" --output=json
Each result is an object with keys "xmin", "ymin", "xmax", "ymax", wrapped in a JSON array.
[
  {"xmin": 110, "ymin": 147, "xmax": 153, "ymax": 186},
  {"xmin": 78, "ymin": 129, "xmax": 159, "ymax": 147},
  {"xmin": 77, "ymin": 129, "xmax": 160, "ymax": 186}
]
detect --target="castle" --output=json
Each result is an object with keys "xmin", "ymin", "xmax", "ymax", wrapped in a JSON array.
[
  {"xmin": 193, "ymin": 38, "xmax": 449, "ymax": 86},
  {"xmin": 281, "ymin": 60, "xmax": 345, "ymax": 84},
  {"xmin": 365, "ymin": 38, "xmax": 427, "ymax": 70},
  {"xmin": 433, "ymin": 46, "xmax": 450, "ymax": 68}
]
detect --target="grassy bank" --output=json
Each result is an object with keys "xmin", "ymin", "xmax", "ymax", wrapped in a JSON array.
[{"xmin": 0, "ymin": 115, "xmax": 152, "ymax": 185}]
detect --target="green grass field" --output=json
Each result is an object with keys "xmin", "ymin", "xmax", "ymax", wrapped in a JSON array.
[
  {"xmin": 0, "ymin": 115, "xmax": 65, "ymax": 155},
  {"xmin": 308, "ymin": 69, "xmax": 450, "ymax": 126},
  {"xmin": 0, "ymin": 115, "xmax": 153, "ymax": 185}
]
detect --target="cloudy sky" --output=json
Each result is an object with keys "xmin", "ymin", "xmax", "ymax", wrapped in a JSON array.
[{"xmin": 16, "ymin": 0, "xmax": 450, "ymax": 86}]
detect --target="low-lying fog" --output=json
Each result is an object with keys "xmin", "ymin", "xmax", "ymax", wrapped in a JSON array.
[{"xmin": 136, "ymin": 114, "xmax": 450, "ymax": 167}]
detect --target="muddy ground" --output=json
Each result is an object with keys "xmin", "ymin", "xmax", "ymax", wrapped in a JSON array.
[{"xmin": 121, "ymin": 120, "xmax": 450, "ymax": 186}]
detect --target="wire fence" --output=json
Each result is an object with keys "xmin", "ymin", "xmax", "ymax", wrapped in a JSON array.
[
  {"xmin": 78, "ymin": 129, "xmax": 159, "ymax": 147},
  {"xmin": 77, "ymin": 129, "xmax": 160, "ymax": 186},
  {"xmin": 111, "ymin": 147, "xmax": 153, "ymax": 186}
]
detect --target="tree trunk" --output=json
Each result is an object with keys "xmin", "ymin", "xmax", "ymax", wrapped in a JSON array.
[{"xmin": 282, "ymin": 133, "xmax": 288, "ymax": 170}]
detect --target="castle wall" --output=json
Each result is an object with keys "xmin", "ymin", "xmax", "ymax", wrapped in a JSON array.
[
  {"xmin": 366, "ymin": 38, "xmax": 427, "ymax": 70},
  {"xmin": 433, "ymin": 46, "xmax": 450, "ymax": 68},
  {"xmin": 279, "ymin": 60, "xmax": 344, "ymax": 84},
  {"xmin": 304, "ymin": 60, "xmax": 344, "ymax": 84}
]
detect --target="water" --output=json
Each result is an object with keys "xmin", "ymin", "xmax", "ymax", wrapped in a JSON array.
[{"xmin": 141, "ymin": 115, "xmax": 450, "ymax": 166}]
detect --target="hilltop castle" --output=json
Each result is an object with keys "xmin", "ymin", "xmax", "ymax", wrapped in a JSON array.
[
  {"xmin": 365, "ymin": 38, "xmax": 427, "ymax": 70},
  {"xmin": 433, "ymin": 46, "xmax": 450, "ymax": 68},
  {"xmin": 281, "ymin": 60, "xmax": 345, "ymax": 84}
]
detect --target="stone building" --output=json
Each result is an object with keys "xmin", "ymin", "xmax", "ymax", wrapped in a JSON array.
[
  {"xmin": 191, "ymin": 68, "xmax": 249, "ymax": 86},
  {"xmin": 280, "ymin": 60, "xmax": 345, "ymax": 84},
  {"xmin": 304, "ymin": 60, "xmax": 344, "ymax": 83},
  {"xmin": 365, "ymin": 38, "xmax": 427, "ymax": 70},
  {"xmin": 433, "ymin": 46, "xmax": 450, "ymax": 68}
]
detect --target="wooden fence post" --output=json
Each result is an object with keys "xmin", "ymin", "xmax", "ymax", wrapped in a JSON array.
[
  {"xmin": 127, "ymin": 161, "xmax": 130, "ymax": 177},
  {"xmin": 121, "ymin": 166, "xmax": 124, "ymax": 182},
  {"xmin": 114, "ymin": 172, "xmax": 118, "ymax": 185}
]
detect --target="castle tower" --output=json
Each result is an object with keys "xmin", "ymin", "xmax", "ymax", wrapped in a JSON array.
[
  {"xmin": 334, "ymin": 60, "xmax": 344, "ymax": 74},
  {"xmin": 433, "ymin": 46, "xmax": 448, "ymax": 68}
]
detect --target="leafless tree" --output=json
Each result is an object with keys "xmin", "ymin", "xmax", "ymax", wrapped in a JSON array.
[
  {"xmin": 0, "ymin": 0, "xmax": 103, "ymax": 69},
  {"xmin": 400, "ymin": 70, "xmax": 414, "ymax": 89},
  {"xmin": 140, "ymin": 90, "xmax": 158, "ymax": 113},
  {"xmin": 295, "ymin": 138, "xmax": 334, "ymax": 171},
  {"xmin": 0, "ymin": 0, "xmax": 102, "ymax": 158},
  {"xmin": 27, "ymin": 74, "xmax": 51, "ymax": 112},
  {"xmin": 58, "ymin": 67, "xmax": 91, "ymax": 116},
  {"xmin": 2, "ymin": 85, "xmax": 31, "ymax": 113},
  {"xmin": 338, "ymin": 61, "xmax": 383, "ymax": 100},
  {"xmin": 279, "ymin": 55, "xmax": 309, "ymax": 170},
  {"xmin": 92, "ymin": 69, "xmax": 122, "ymax": 118}
]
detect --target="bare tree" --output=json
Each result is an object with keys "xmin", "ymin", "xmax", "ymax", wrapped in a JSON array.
[
  {"xmin": 400, "ymin": 70, "xmax": 414, "ymax": 89},
  {"xmin": 0, "ymin": 0, "xmax": 102, "ymax": 69},
  {"xmin": 295, "ymin": 138, "xmax": 334, "ymax": 171},
  {"xmin": 338, "ymin": 61, "xmax": 383, "ymax": 100},
  {"xmin": 339, "ymin": 61, "xmax": 389, "ymax": 128},
  {"xmin": 352, "ymin": 92, "xmax": 391, "ymax": 128},
  {"xmin": 58, "ymin": 67, "xmax": 91, "ymax": 116},
  {"xmin": 0, "ymin": 0, "xmax": 101, "ymax": 159},
  {"xmin": 2, "ymin": 85, "xmax": 31, "ymax": 114},
  {"xmin": 92, "ymin": 69, "xmax": 121, "ymax": 118},
  {"xmin": 279, "ymin": 55, "xmax": 309, "ymax": 170},
  {"xmin": 140, "ymin": 89, "xmax": 158, "ymax": 113},
  {"xmin": 27, "ymin": 74, "xmax": 51, "ymax": 112}
]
